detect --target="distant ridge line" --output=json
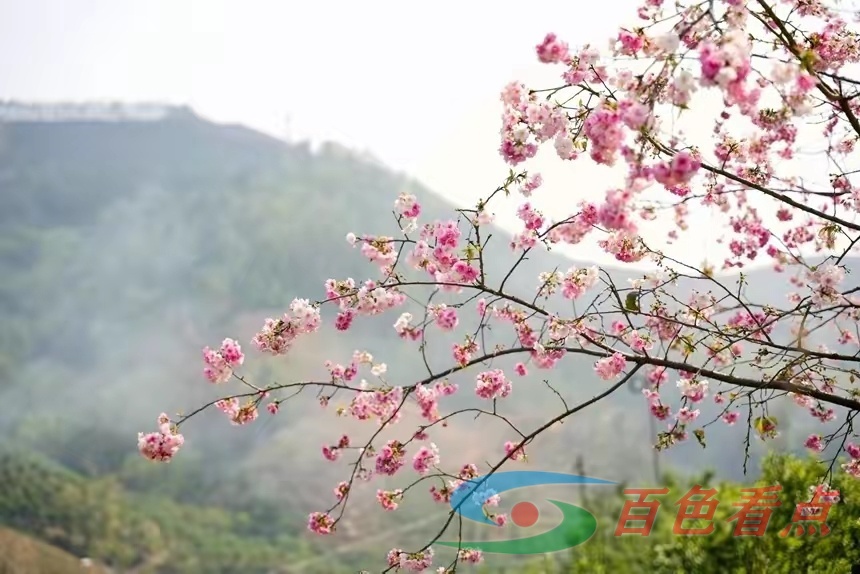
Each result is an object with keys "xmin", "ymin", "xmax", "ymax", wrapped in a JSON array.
[{"xmin": 0, "ymin": 101, "xmax": 195, "ymax": 123}]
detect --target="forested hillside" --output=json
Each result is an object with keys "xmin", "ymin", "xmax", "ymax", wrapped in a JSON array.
[{"xmin": 0, "ymin": 108, "xmax": 855, "ymax": 572}]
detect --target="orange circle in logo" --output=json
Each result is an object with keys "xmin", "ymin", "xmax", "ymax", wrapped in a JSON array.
[{"xmin": 511, "ymin": 501, "xmax": 539, "ymax": 527}]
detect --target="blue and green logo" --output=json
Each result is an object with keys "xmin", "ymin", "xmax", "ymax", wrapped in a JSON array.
[{"xmin": 437, "ymin": 471, "xmax": 615, "ymax": 554}]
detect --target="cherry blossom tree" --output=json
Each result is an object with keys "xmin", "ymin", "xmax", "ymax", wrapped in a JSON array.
[{"xmin": 138, "ymin": 0, "xmax": 860, "ymax": 571}]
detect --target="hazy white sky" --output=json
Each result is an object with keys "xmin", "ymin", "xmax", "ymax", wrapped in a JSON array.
[{"xmin": 0, "ymin": 0, "xmax": 819, "ymax": 271}]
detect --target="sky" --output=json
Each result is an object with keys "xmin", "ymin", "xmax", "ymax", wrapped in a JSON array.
[{"xmin": 0, "ymin": 0, "xmax": 834, "ymax": 271}]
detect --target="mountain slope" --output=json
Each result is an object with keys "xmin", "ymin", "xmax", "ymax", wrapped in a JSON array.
[
  {"xmin": 0, "ymin": 527, "xmax": 110, "ymax": 574},
  {"xmin": 0, "ymin": 107, "xmax": 853, "ymax": 571},
  {"xmin": 0, "ymin": 111, "xmax": 648, "ymax": 569}
]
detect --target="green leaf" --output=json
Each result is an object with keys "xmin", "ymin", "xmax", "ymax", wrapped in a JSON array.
[
  {"xmin": 624, "ymin": 292, "xmax": 640, "ymax": 312},
  {"xmin": 693, "ymin": 428, "xmax": 706, "ymax": 448}
]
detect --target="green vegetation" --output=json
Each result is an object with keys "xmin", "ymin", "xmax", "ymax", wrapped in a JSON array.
[
  {"xmin": 2, "ymin": 443, "xmax": 856, "ymax": 572},
  {"xmin": 562, "ymin": 454, "xmax": 860, "ymax": 573},
  {"xmin": 0, "ymin": 447, "xmax": 329, "ymax": 573}
]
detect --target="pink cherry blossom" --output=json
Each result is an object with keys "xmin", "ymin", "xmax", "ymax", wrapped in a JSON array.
[{"xmin": 594, "ymin": 352, "xmax": 627, "ymax": 380}]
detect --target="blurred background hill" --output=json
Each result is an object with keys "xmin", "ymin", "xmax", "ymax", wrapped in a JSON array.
[{"xmin": 0, "ymin": 105, "xmax": 855, "ymax": 573}]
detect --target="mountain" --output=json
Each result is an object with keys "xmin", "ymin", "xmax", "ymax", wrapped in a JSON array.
[{"xmin": 0, "ymin": 107, "xmax": 853, "ymax": 572}]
